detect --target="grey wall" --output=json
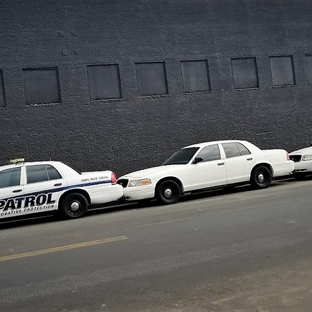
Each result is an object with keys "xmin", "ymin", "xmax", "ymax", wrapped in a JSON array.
[{"xmin": 1, "ymin": 0, "xmax": 312, "ymax": 176}]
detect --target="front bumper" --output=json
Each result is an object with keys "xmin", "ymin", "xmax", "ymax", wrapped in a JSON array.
[
  {"xmin": 293, "ymin": 160, "xmax": 312, "ymax": 173},
  {"xmin": 121, "ymin": 185, "xmax": 155, "ymax": 201}
]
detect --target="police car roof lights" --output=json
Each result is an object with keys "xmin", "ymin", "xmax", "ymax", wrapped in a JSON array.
[{"xmin": 10, "ymin": 158, "xmax": 25, "ymax": 164}]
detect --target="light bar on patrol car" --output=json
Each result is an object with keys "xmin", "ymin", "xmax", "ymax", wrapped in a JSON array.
[{"xmin": 10, "ymin": 158, "xmax": 25, "ymax": 164}]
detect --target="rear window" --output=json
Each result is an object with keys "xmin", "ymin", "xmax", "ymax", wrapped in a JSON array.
[
  {"xmin": 222, "ymin": 143, "xmax": 241, "ymax": 158},
  {"xmin": 27, "ymin": 165, "xmax": 49, "ymax": 183},
  {"xmin": 26, "ymin": 165, "xmax": 62, "ymax": 184},
  {"xmin": 222, "ymin": 142, "xmax": 251, "ymax": 158}
]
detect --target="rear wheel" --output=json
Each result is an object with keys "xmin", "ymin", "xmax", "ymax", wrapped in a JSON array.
[
  {"xmin": 250, "ymin": 166, "xmax": 272, "ymax": 189},
  {"xmin": 60, "ymin": 193, "xmax": 88, "ymax": 219},
  {"xmin": 156, "ymin": 180, "xmax": 181, "ymax": 205}
]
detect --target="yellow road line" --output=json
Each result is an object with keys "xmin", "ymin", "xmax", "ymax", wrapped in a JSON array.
[{"xmin": 0, "ymin": 236, "xmax": 128, "ymax": 262}]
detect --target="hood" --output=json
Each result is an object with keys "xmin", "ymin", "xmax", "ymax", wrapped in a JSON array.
[
  {"xmin": 120, "ymin": 165, "xmax": 186, "ymax": 179},
  {"xmin": 290, "ymin": 146, "xmax": 312, "ymax": 155}
]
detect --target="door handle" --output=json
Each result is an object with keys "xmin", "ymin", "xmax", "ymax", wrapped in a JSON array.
[
  {"xmin": 13, "ymin": 189, "xmax": 22, "ymax": 193},
  {"xmin": 218, "ymin": 162, "xmax": 225, "ymax": 166},
  {"xmin": 247, "ymin": 158, "xmax": 253, "ymax": 161},
  {"xmin": 54, "ymin": 183, "xmax": 62, "ymax": 186}
]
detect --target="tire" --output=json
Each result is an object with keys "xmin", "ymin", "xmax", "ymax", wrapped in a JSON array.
[
  {"xmin": 60, "ymin": 193, "xmax": 88, "ymax": 219},
  {"xmin": 156, "ymin": 180, "xmax": 181, "ymax": 205},
  {"xmin": 250, "ymin": 166, "xmax": 272, "ymax": 189}
]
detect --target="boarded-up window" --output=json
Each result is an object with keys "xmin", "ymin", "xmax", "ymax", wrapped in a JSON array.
[
  {"xmin": 135, "ymin": 62, "xmax": 168, "ymax": 96},
  {"xmin": 23, "ymin": 68, "xmax": 61, "ymax": 105},
  {"xmin": 269, "ymin": 56, "xmax": 295, "ymax": 87},
  {"xmin": 231, "ymin": 57, "xmax": 259, "ymax": 89},
  {"xmin": 0, "ymin": 70, "xmax": 6, "ymax": 107},
  {"xmin": 305, "ymin": 55, "xmax": 312, "ymax": 86},
  {"xmin": 181, "ymin": 60, "xmax": 211, "ymax": 93},
  {"xmin": 87, "ymin": 64, "xmax": 121, "ymax": 100}
]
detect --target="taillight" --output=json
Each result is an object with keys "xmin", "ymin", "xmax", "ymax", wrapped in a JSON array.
[
  {"xmin": 286, "ymin": 152, "xmax": 290, "ymax": 160},
  {"xmin": 111, "ymin": 172, "xmax": 117, "ymax": 184}
]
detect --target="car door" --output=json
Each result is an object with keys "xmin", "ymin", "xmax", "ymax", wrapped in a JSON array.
[
  {"xmin": 23, "ymin": 164, "xmax": 66, "ymax": 213},
  {"xmin": 188, "ymin": 144, "xmax": 227, "ymax": 190},
  {"xmin": 222, "ymin": 142, "xmax": 256, "ymax": 184},
  {"xmin": 0, "ymin": 166, "xmax": 24, "ymax": 218}
]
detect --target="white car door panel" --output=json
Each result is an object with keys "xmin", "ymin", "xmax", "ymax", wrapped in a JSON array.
[
  {"xmin": 188, "ymin": 144, "xmax": 227, "ymax": 190},
  {"xmin": 23, "ymin": 164, "xmax": 66, "ymax": 211},
  {"xmin": 222, "ymin": 142, "xmax": 256, "ymax": 184},
  {"xmin": 0, "ymin": 166, "xmax": 25, "ymax": 218}
]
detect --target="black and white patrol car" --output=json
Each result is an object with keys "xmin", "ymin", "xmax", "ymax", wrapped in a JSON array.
[{"xmin": 0, "ymin": 159, "xmax": 123, "ymax": 220}]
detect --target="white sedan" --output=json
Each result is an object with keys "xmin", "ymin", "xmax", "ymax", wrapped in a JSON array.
[
  {"xmin": 117, "ymin": 140, "xmax": 294, "ymax": 205},
  {"xmin": 0, "ymin": 159, "xmax": 123, "ymax": 220},
  {"xmin": 289, "ymin": 144, "xmax": 312, "ymax": 178}
]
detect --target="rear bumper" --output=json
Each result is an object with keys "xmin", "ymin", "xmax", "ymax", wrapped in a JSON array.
[
  {"xmin": 272, "ymin": 161, "xmax": 294, "ymax": 177},
  {"xmin": 89, "ymin": 184, "xmax": 124, "ymax": 204}
]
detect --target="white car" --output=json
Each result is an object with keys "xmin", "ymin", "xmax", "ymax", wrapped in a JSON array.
[
  {"xmin": 0, "ymin": 159, "xmax": 123, "ymax": 220},
  {"xmin": 117, "ymin": 140, "xmax": 294, "ymax": 205},
  {"xmin": 289, "ymin": 144, "xmax": 312, "ymax": 178}
]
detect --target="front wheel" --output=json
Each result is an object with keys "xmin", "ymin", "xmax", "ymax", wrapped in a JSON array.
[
  {"xmin": 250, "ymin": 166, "xmax": 272, "ymax": 189},
  {"xmin": 60, "ymin": 193, "xmax": 88, "ymax": 219},
  {"xmin": 155, "ymin": 180, "xmax": 181, "ymax": 205}
]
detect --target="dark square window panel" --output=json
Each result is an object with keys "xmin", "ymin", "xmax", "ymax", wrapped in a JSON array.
[
  {"xmin": 87, "ymin": 64, "xmax": 121, "ymax": 100},
  {"xmin": 135, "ymin": 62, "xmax": 168, "ymax": 96},
  {"xmin": 0, "ymin": 70, "xmax": 6, "ymax": 107},
  {"xmin": 305, "ymin": 55, "xmax": 312, "ymax": 86},
  {"xmin": 269, "ymin": 56, "xmax": 295, "ymax": 86},
  {"xmin": 231, "ymin": 57, "xmax": 259, "ymax": 89},
  {"xmin": 23, "ymin": 68, "xmax": 61, "ymax": 105},
  {"xmin": 181, "ymin": 60, "xmax": 211, "ymax": 93}
]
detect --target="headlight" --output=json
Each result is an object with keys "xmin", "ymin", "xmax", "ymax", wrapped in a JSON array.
[
  {"xmin": 128, "ymin": 179, "xmax": 152, "ymax": 187},
  {"xmin": 302, "ymin": 155, "xmax": 312, "ymax": 161}
]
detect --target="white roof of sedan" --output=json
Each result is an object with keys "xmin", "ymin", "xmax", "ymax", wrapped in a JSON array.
[
  {"xmin": 185, "ymin": 140, "xmax": 250, "ymax": 149},
  {"xmin": 0, "ymin": 160, "xmax": 61, "ymax": 171}
]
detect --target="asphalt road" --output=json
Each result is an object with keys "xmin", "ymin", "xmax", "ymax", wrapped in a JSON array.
[{"xmin": 1, "ymin": 178, "xmax": 312, "ymax": 312}]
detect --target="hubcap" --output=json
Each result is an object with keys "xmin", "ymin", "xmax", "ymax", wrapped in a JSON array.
[
  {"xmin": 258, "ymin": 173, "xmax": 265, "ymax": 183},
  {"xmin": 164, "ymin": 188, "xmax": 173, "ymax": 198},
  {"xmin": 70, "ymin": 201, "xmax": 80, "ymax": 211}
]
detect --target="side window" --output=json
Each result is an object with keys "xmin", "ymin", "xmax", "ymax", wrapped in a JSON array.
[
  {"xmin": 46, "ymin": 165, "xmax": 62, "ymax": 180},
  {"xmin": 236, "ymin": 142, "xmax": 251, "ymax": 155},
  {"xmin": 26, "ymin": 165, "xmax": 48, "ymax": 184},
  {"xmin": 197, "ymin": 144, "xmax": 221, "ymax": 162},
  {"xmin": 222, "ymin": 143, "xmax": 241, "ymax": 158},
  {"xmin": 0, "ymin": 168, "xmax": 21, "ymax": 188}
]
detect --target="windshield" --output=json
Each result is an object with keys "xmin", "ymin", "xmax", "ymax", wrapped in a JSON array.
[{"xmin": 163, "ymin": 147, "xmax": 199, "ymax": 165}]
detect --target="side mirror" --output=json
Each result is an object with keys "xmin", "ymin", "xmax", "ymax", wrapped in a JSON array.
[{"xmin": 192, "ymin": 157, "xmax": 203, "ymax": 164}]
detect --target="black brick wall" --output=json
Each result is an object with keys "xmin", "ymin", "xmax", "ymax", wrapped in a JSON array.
[{"xmin": 1, "ymin": 0, "xmax": 312, "ymax": 176}]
